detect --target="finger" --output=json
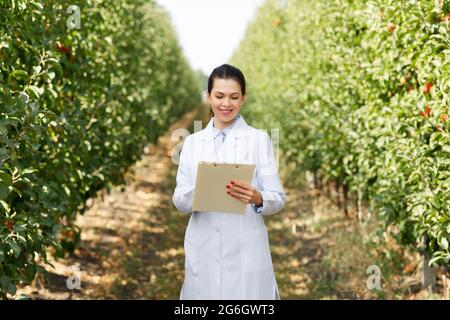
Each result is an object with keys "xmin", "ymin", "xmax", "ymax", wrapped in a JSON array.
[
  {"xmin": 230, "ymin": 179, "xmax": 251, "ymax": 189},
  {"xmin": 230, "ymin": 194, "xmax": 250, "ymax": 204},
  {"xmin": 227, "ymin": 190, "xmax": 251, "ymax": 202},
  {"xmin": 228, "ymin": 184, "xmax": 253, "ymax": 196}
]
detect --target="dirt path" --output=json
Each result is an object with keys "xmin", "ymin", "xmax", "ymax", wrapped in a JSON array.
[{"xmin": 17, "ymin": 106, "xmax": 429, "ymax": 300}]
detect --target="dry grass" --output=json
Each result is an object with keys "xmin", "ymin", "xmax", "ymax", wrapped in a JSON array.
[{"xmin": 271, "ymin": 170, "xmax": 444, "ymax": 300}]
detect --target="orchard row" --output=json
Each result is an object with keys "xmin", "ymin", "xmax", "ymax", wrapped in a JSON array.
[
  {"xmin": 232, "ymin": 0, "xmax": 449, "ymax": 268},
  {"xmin": 0, "ymin": 0, "xmax": 202, "ymax": 297}
]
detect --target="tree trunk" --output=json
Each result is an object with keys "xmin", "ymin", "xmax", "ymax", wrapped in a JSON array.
[
  {"xmin": 335, "ymin": 178, "xmax": 342, "ymax": 210},
  {"xmin": 354, "ymin": 194, "xmax": 360, "ymax": 221},
  {"xmin": 441, "ymin": 272, "xmax": 449, "ymax": 300},
  {"xmin": 343, "ymin": 182, "xmax": 349, "ymax": 217},
  {"xmin": 313, "ymin": 170, "xmax": 319, "ymax": 190},
  {"xmin": 326, "ymin": 179, "xmax": 331, "ymax": 198},
  {"xmin": 356, "ymin": 191, "xmax": 363, "ymax": 223},
  {"xmin": 421, "ymin": 236, "xmax": 437, "ymax": 292},
  {"xmin": 306, "ymin": 170, "xmax": 315, "ymax": 189}
]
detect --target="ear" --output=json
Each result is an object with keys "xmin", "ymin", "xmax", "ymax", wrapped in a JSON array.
[
  {"xmin": 202, "ymin": 90, "xmax": 209, "ymax": 104},
  {"xmin": 205, "ymin": 91, "xmax": 212, "ymax": 105}
]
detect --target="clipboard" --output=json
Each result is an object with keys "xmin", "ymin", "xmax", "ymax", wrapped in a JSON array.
[{"xmin": 192, "ymin": 161, "xmax": 256, "ymax": 214}]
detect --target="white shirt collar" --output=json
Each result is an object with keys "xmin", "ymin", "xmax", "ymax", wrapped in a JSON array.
[{"xmin": 212, "ymin": 114, "xmax": 241, "ymax": 139}]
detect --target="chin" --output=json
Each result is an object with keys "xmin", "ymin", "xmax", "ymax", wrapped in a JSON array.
[
  {"xmin": 221, "ymin": 115, "xmax": 235, "ymax": 122},
  {"xmin": 215, "ymin": 111, "xmax": 236, "ymax": 120}
]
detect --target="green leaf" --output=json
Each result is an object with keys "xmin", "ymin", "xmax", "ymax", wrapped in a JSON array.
[
  {"xmin": 0, "ymin": 41, "xmax": 9, "ymax": 49},
  {"xmin": 0, "ymin": 275, "xmax": 10, "ymax": 289},
  {"xmin": 0, "ymin": 148, "xmax": 8, "ymax": 162},
  {"xmin": 0, "ymin": 200, "xmax": 11, "ymax": 213},
  {"xmin": 8, "ymin": 241, "xmax": 21, "ymax": 258},
  {"xmin": 9, "ymin": 70, "xmax": 28, "ymax": 80},
  {"xmin": 429, "ymin": 132, "xmax": 441, "ymax": 149},
  {"xmin": 0, "ymin": 182, "xmax": 11, "ymax": 200},
  {"xmin": 0, "ymin": 125, "xmax": 7, "ymax": 136},
  {"xmin": 52, "ymin": 224, "xmax": 62, "ymax": 234},
  {"xmin": 441, "ymin": 238, "xmax": 449, "ymax": 250},
  {"xmin": 26, "ymin": 85, "xmax": 44, "ymax": 99},
  {"xmin": 24, "ymin": 264, "xmax": 37, "ymax": 283},
  {"xmin": 0, "ymin": 170, "xmax": 12, "ymax": 184},
  {"xmin": 428, "ymin": 255, "xmax": 444, "ymax": 266},
  {"xmin": 33, "ymin": 2, "xmax": 44, "ymax": 10},
  {"xmin": 0, "ymin": 118, "xmax": 20, "ymax": 128},
  {"xmin": 32, "ymin": 65, "xmax": 42, "ymax": 74},
  {"xmin": 63, "ymin": 185, "xmax": 71, "ymax": 196},
  {"xmin": 22, "ymin": 168, "xmax": 38, "ymax": 175},
  {"xmin": 7, "ymin": 283, "xmax": 17, "ymax": 295},
  {"xmin": 84, "ymin": 140, "xmax": 92, "ymax": 151},
  {"xmin": 0, "ymin": 250, "xmax": 4, "ymax": 263},
  {"xmin": 13, "ymin": 224, "xmax": 26, "ymax": 232}
]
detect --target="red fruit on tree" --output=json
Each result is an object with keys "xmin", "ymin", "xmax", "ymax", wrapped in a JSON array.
[
  {"xmin": 56, "ymin": 43, "xmax": 70, "ymax": 54},
  {"xmin": 3, "ymin": 220, "xmax": 14, "ymax": 232},
  {"xmin": 273, "ymin": 17, "xmax": 282, "ymax": 27},
  {"xmin": 387, "ymin": 22, "xmax": 396, "ymax": 33},
  {"xmin": 443, "ymin": 12, "xmax": 450, "ymax": 25},
  {"xmin": 441, "ymin": 114, "xmax": 448, "ymax": 122},
  {"xmin": 423, "ymin": 82, "xmax": 433, "ymax": 94},
  {"xmin": 420, "ymin": 105, "xmax": 432, "ymax": 118}
]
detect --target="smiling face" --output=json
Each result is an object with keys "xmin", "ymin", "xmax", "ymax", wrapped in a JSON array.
[{"xmin": 207, "ymin": 78, "xmax": 246, "ymax": 130}]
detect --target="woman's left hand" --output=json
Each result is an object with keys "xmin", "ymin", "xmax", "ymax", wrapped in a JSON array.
[{"xmin": 226, "ymin": 180, "xmax": 263, "ymax": 206}]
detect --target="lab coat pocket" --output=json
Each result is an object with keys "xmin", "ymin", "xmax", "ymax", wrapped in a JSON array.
[
  {"xmin": 182, "ymin": 232, "xmax": 199, "ymax": 299},
  {"xmin": 241, "ymin": 231, "xmax": 272, "ymax": 272},
  {"xmin": 181, "ymin": 242, "xmax": 197, "ymax": 299},
  {"xmin": 184, "ymin": 230, "xmax": 199, "ymax": 276}
]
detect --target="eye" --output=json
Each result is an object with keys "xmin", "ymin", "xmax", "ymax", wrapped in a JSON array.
[{"xmin": 216, "ymin": 96, "xmax": 223, "ymax": 99}]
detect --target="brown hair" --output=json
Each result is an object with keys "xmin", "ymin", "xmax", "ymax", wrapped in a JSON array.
[{"xmin": 207, "ymin": 64, "xmax": 246, "ymax": 118}]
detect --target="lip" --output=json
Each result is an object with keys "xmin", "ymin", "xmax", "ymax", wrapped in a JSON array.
[{"xmin": 218, "ymin": 108, "xmax": 233, "ymax": 115}]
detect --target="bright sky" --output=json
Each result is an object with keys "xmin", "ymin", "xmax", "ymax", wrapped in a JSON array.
[{"xmin": 156, "ymin": 0, "xmax": 265, "ymax": 76}]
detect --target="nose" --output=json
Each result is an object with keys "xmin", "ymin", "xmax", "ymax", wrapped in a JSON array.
[{"xmin": 223, "ymin": 97, "xmax": 232, "ymax": 107}]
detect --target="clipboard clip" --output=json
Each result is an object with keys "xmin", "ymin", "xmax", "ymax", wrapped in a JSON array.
[
  {"xmin": 202, "ymin": 161, "xmax": 241, "ymax": 168},
  {"xmin": 211, "ymin": 162, "xmax": 240, "ymax": 168}
]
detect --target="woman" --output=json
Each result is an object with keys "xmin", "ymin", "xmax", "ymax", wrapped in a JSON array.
[{"xmin": 172, "ymin": 64, "xmax": 286, "ymax": 300}]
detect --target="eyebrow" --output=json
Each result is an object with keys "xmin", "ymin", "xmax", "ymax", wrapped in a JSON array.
[{"xmin": 215, "ymin": 91, "xmax": 240, "ymax": 95}]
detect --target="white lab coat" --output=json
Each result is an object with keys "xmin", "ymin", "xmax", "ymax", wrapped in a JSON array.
[{"xmin": 172, "ymin": 115, "xmax": 286, "ymax": 300}]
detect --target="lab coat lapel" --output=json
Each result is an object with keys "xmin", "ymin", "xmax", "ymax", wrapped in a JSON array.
[
  {"xmin": 216, "ymin": 124, "xmax": 242, "ymax": 162},
  {"xmin": 197, "ymin": 118, "xmax": 215, "ymax": 162},
  {"xmin": 200, "ymin": 115, "xmax": 250, "ymax": 163}
]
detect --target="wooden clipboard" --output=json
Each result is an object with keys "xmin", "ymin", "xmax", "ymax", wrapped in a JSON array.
[{"xmin": 192, "ymin": 161, "xmax": 255, "ymax": 214}]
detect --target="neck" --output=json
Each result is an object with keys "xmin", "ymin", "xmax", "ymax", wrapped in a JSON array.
[{"xmin": 213, "ymin": 116, "xmax": 238, "ymax": 130}]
